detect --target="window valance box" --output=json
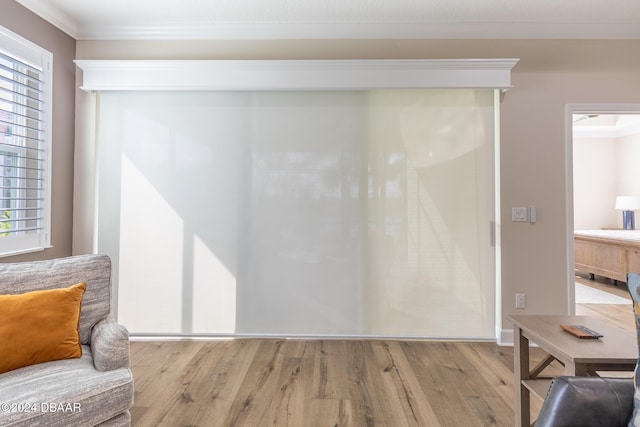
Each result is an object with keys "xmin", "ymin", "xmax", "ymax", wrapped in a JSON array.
[{"xmin": 74, "ymin": 59, "xmax": 519, "ymax": 92}]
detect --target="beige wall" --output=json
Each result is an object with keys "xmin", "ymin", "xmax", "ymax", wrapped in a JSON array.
[
  {"xmin": 0, "ymin": 0, "xmax": 76, "ymax": 261},
  {"xmin": 573, "ymin": 137, "xmax": 617, "ymax": 229},
  {"xmin": 574, "ymin": 133, "xmax": 640, "ymax": 230},
  {"xmin": 618, "ymin": 133, "xmax": 640, "ymax": 198},
  {"xmin": 74, "ymin": 39, "xmax": 640, "ymax": 338}
]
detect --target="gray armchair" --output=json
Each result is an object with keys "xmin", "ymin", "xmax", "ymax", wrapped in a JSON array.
[
  {"xmin": 0, "ymin": 254, "xmax": 134, "ymax": 427},
  {"xmin": 535, "ymin": 272, "xmax": 640, "ymax": 427}
]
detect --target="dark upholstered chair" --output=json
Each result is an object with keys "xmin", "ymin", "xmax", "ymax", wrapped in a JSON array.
[{"xmin": 535, "ymin": 272, "xmax": 640, "ymax": 427}]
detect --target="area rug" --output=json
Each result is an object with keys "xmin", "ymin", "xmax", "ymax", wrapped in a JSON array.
[{"xmin": 575, "ymin": 283, "xmax": 632, "ymax": 305}]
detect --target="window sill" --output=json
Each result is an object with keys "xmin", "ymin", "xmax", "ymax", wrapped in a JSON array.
[{"xmin": 0, "ymin": 245, "xmax": 52, "ymax": 259}]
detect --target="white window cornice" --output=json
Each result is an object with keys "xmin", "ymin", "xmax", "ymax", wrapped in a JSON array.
[{"xmin": 75, "ymin": 59, "xmax": 519, "ymax": 92}]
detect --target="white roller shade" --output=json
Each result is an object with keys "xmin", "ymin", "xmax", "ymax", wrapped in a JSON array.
[{"xmin": 96, "ymin": 89, "xmax": 498, "ymax": 339}]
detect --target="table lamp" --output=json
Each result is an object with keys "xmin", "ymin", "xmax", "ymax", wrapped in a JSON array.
[{"xmin": 615, "ymin": 196, "xmax": 640, "ymax": 230}]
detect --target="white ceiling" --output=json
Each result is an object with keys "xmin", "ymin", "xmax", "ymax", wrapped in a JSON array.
[
  {"xmin": 16, "ymin": 0, "xmax": 640, "ymax": 40},
  {"xmin": 573, "ymin": 114, "xmax": 640, "ymax": 139}
]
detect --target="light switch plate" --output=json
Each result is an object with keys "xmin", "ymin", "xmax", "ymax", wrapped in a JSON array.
[
  {"xmin": 516, "ymin": 293, "xmax": 526, "ymax": 309},
  {"xmin": 512, "ymin": 207, "xmax": 527, "ymax": 222}
]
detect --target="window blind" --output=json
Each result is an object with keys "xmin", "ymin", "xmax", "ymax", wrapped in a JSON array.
[
  {"xmin": 0, "ymin": 27, "xmax": 51, "ymax": 256},
  {"xmin": 97, "ymin": 89, "xmax": 498, "ymax": 339}
]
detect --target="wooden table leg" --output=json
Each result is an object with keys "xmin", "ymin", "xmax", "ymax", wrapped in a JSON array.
[
  {"xmin": 514, "ymin": 325, "xmax": 530, "ymax": 427},
  {"xmin": 564, "ymin": 362, "xmax": 587, "ymax": 376}
]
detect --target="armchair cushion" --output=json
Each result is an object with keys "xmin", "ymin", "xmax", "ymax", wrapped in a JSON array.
[
  {"xmin": 0, "ymin": 282, "xmax": 86, "ymax": 374},
  {"xmin": 535, "ymin": 376, "xmax": 634, "ymax": 427},
  {"xmin": 0, "ymin": 345, "xmax": 133, "ymax": 427}
]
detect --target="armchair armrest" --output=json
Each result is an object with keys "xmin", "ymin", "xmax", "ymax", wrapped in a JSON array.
[
  {"xmin": 90, "ymin": 315, "xmax": 131, "ymax": 372},
  {"xmin": 535, "ymin": 376, "xmax": 634, "ymax": 427}
]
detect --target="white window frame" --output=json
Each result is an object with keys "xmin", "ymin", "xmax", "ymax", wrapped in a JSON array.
[{"xmin": 0, "ymin": 25, "xmax": 52, "ymax": 257}]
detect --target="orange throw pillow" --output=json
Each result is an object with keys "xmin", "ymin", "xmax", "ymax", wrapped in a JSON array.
[{"xmin": 0, "ymin": 282, "xmax": 87, "ymax": 374}]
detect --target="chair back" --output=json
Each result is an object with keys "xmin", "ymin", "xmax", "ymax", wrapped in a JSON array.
[{"xmin": 0, "ymin": 254, "xmax": 113, "ymax": 345}]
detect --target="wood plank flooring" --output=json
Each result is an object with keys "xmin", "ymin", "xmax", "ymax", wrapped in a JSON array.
[
  {"xmin": 575, "ymin": 271, "xmax": 635, "ymax": 330},
  {"xmin": 129, "ymin": 278, "xmax": 635, "ymax": 427},
  {"xmin": 131, "ymin": 340, "xmax": 525, "ymax": 426}
]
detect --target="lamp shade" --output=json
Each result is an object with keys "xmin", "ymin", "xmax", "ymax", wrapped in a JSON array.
[{"xmin": 615, "ymin": 196, "xmax": 640, "ymax": 210}]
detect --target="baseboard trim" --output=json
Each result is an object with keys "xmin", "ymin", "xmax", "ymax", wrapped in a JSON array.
[
  {"xmin": 498, "ymin": 328, "xmax": 514, "ymax": 346},
  {"xmin": 129, "ymin": 333, "xmax": 498, "ymax": 342}
]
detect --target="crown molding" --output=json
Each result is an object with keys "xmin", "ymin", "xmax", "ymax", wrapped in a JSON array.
[
  {"xmin": 16, "ymin": 0, "xmax": 79, "ymax": 39},
  {"xmin": 75, "ymin": 22, "xmax": 640, "ymax": 41},
  {"xmin": 13, "ymin": 1, "xmax": 640, "ymax": 41},
  {"xmin": 74, "ymin": 59, "xmax": 519, "ymax": 91}
]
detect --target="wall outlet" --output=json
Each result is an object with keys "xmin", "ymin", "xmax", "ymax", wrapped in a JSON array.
[{"xmin": 516, "ymin": 293, "xmax": 526, "ymax": 309}]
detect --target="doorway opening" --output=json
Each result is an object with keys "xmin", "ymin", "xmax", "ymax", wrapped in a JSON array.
[{"xmin": 566, "ymin": 104, "xmax": 640, "ymax": 315}]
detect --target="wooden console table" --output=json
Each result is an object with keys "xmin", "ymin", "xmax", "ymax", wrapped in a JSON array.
[{"xmin": 508, "ymin": 314, "xmax": 636, "ymax": 427}]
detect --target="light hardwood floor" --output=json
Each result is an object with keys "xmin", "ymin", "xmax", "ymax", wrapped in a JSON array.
[
  {"xmin": 129, "ymin": 278, "xmax": 635, "ymax": 427},
  {"xmin": 575, "ymin": 271, "xmax": 636, "ymax": 331}
]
